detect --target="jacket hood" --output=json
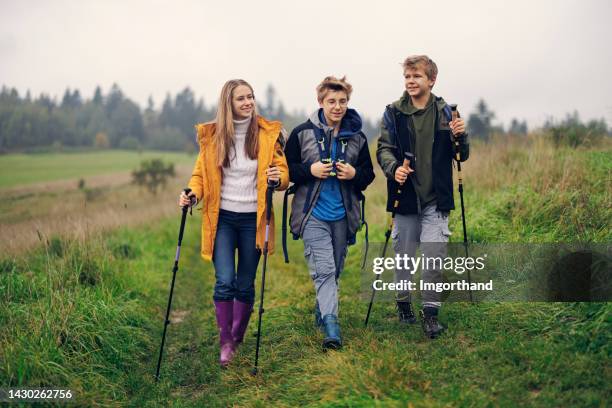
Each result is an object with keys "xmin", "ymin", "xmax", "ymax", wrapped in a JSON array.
[{"xmin": 309, "ymin": 108, "xmax": 363, "ymax": 137}]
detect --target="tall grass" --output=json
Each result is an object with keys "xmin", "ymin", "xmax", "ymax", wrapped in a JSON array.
[
  {"xmin": 0, "ymin": 230, "xmax": 160, "ymax": 404},
  {"xmin": 457, "ymin": 134, "xmax": 611, "ymax": 242},
  {"xmin": 0, "ymin": 135, "xmax": 610, "ymax": 406}
]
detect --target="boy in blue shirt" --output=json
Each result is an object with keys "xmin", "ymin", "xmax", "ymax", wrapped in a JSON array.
[{"xmin": 285, "ymin": 76, "xmax": 375, "ymax": 349}]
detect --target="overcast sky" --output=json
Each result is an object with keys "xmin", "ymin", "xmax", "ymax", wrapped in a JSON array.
[{"xmin": 1, "ymin": 0, "xmax": 611, "ymax": 129}]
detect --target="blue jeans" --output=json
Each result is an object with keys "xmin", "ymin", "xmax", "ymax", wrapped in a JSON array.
[{"xmin": 212, "ymin": 209, "xmax": 261, "ymax": 303}]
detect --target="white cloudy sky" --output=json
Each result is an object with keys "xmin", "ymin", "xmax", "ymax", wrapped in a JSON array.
[{"xmin": 1, "ymin": 0, "xmax": 611, "ymax": 128}]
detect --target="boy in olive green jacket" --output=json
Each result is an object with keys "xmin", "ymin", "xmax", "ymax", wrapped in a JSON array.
[{"xmin": 376, "ymin": 55, "xmax": 469, "ymax": 339}]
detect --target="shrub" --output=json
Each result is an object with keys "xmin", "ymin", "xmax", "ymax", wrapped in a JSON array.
[
  {"xmin": 118, "ymin": 136, "xmax": 140, "ymax": 150},
  {"xmin": 48, "ymin": 236, "xmax": 65, "ymax": 258},
  {"xmin": 131, "ymin": 159, "xmax": 175, "ymax": 195},
  {"xmin": 112, "ymin": 242, "xmax": 141, "ymax": 260}
]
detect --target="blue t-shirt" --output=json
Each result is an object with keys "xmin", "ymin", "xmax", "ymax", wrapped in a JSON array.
[{"xmin": 312, "ymin": 136, "xmax": 346, "ymax": 221}]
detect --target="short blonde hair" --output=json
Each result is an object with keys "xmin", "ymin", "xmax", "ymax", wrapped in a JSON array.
[
  {"xmin": 316, "ymin": 76, "xmax": 353, "ymax": 103},
  {"xmin": 402, "ymin": 55, "xmax": 438, "ymax": 81}
]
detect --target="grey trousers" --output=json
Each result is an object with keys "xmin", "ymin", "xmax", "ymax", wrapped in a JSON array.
[
  {"xmin": 302, "ymin": 216, "xmax": 348, "ymax": 318},
  {"xmin": 392, "ymin": 204, "xmax": 451, "ymax": 308}
]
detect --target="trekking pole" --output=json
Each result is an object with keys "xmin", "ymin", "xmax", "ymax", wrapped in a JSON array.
[
  {"xmin": 364, "ymin": 152, "xmax": 413, "ymax": 327},
  {"xmin": 450, "ymin": 105, "xmax": 473, "ymax": 303},
  {"xmin": 252, "ymin": 179, "xmax": 275, "ymax": 375},
  {"xmin": 155, "ymin": 187, "xmax": 192, "ymax": 382}
]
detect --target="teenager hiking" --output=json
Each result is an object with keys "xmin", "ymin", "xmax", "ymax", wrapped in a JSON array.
[
  {"xmin": 178, "ymin": 79, "xmax": 289, "ymax": 366},
  {"xmin": 285, "ymin": 76, "xmax": 375, "ymax": 349},
  {"xmin": 376, "ymin": 55, "xmax": 469, "ymax": 339}
]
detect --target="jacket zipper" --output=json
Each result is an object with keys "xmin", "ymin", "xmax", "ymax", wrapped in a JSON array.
[{"xmin": 393, "ymin": 108, "xmax": 421, "ymax": 215}]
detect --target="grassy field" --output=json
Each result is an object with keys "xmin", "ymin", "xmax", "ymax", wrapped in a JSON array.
[
  {"xmin": 0, "ymin": 150, "xmax": 196, "ymax": 255},
  {"xmin": 0, "ymin": 150, "xmax": 196, "ymax": 189},
  {"xmin": 0, "ymin": 137, "xmax": 610, "ymax": 406}
]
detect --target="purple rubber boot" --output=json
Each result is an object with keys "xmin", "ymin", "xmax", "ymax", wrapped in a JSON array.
[
  {"xmin": 214, "ymin": 300, "xmax": 235, "ymax": 367},
  {"xmin": 232, "ymin": 300, "xmax": 254, "ymax": 345}
]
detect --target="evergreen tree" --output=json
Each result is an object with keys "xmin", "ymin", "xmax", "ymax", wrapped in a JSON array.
[
  {"xmin": 467, "ymin": 99, "xmax": 496, "ymax": 141},
  {"xmin": 93, "ymin": 86, "xmax": 103, "ymax": 105},
  {"xmin": 508, "ymin": 118, "xmax": 528, "ymax": 135}
]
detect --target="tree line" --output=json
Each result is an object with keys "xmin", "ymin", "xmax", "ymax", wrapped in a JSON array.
[
  {"xmin": 466, "ymin": 98, "xmax": 609, "ymax": 143},
  {"xmin": 0, "ymin": 84, "xmax": 378, "ymax": 153},
  {"xmin": 0, "ymin": 84, "xmax": 213, "ymax": 153},
  {"xmin": 0, "ymin": 84, "xmax": 608, "ymax": 153}
]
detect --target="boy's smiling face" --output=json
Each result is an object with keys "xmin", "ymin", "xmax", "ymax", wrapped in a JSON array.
[
  {"xmin": 404, "ymin": 64, "xmax": 435, "ymax": 100},
  {"xmin": 319, "ymin": 90, "xmax": 348, "ymax": 128}
]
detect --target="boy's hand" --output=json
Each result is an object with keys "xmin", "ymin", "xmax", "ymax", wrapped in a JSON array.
[
  {"xmin": 311, "ymin": 161, "xmax": 333, "ymax": 179},
  {"xmin": 336, "ymin": 162, "xmax": 355, "ymax": 180},
  {"xmin": 450, "ymin": 118, "xmax": 466, "ymax": 137},
  {"xmin": 395, "ymin": 165, "xmax": 414, "ymax": 185}
]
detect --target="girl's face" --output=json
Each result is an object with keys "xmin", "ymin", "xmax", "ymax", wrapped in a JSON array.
[{"xmin": 231, "ymin": 85, "xmax": 255, "ymax": 120}]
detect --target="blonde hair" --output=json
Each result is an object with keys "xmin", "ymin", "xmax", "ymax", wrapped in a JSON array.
[
  {"xmin": 215, "ymin": 79, "xmax": 259, "ymax": 167},
  {"xmin": 316, "ymin": 76, "xmax": 353, "ymax": 103},
  {"xmin": 402, "ymin": 55, "xmax": 438, "ymax": 82}
]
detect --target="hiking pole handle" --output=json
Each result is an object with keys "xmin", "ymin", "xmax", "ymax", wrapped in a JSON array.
[
  {"xmin": 182, "ymin": 187, "xmax": 193, "ymax": 210},
  {"xmin": 398, "ymin": 151, "xmax": 414, "ymax": 188},
  {"xmin": 398, "ymin": 158, "xmax": 410, "ymax": 187},
  {"xmin": 183, "ymin": 187, "xmax": 192, "ymax": 198},
  {"xmin": 450, "ymin": 104, "xmax": 464, "ymax": 165},
  {"xmin": 450, "ymin": 104, "xmax": 458, "ymax": 121},
  {"xmin": 178, "ymin": 188, "xmax": 192, "ymax": 245}
]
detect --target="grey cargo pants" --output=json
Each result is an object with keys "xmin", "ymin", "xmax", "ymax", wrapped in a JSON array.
[
  {"xmin": 302, "ymin": 216, "xmax": 348, "ymax": 318},
  {"xmin": 392, "ymin": 204, "xmax": 451, "ymax": 308}
]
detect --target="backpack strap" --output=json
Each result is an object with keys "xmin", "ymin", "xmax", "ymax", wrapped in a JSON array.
[
  {"xmin": 312, "ymin": 125, "xmax": 330, "ymax": 163},
  {"xmin": 338, "ymin": 138, "xmax": 348, "ymax": 161},
  {"xmin": 383, "ymin": 104, "xmax": 408, "ymax": 157},
  {"xmin": 442, "ymin": 104, "xmax": 453, "ymax": 122}
]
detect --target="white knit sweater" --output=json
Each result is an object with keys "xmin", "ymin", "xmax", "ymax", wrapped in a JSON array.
[{"xmin": 220, "ymin": 117, "xmax": 258, "ymax": 212}]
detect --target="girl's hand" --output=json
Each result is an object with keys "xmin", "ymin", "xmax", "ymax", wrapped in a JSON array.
[
  {"xmin": 178, "ymin": 191, "xmax": 196, "ymax": 207},
  {"xmin": 266, "ymin": 166, "xmax": 281, "ymax": 184}
]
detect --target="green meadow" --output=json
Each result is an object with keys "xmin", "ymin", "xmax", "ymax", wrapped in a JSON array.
[
  {"xmin": 0, "ymin": 150, "xmax": 195, "ymax": 189},
  {"xmin": 0, "ymin": 137, "xmax": 610, "ymax": 406}
]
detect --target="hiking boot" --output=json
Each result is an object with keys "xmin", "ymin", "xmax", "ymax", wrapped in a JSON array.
[
  {"xmin": 396, "ymin": 301, "xmax": 417, "ymax": 324},
  {"xmin": 214, "ymin": 300, "xmax": 236, "ymax": 367},
  {"xmin": 321, "ymin": 314, "xmax": 342, "ymax": 350},
  {"xmin": 420, "ymin": 308, "xmax": 445, "ymax": 339}
]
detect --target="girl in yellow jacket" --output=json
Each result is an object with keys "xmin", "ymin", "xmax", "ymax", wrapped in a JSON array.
[{"xmin": 178, "ymin": 79, "xmax": 289, "ymax": 367}]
